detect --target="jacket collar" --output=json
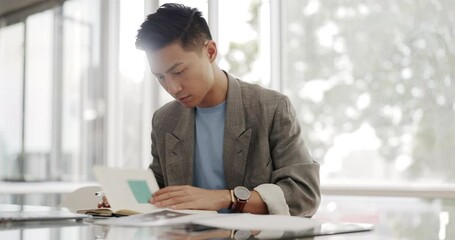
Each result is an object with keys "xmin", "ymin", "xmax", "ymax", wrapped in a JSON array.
[{"xmin": 164, "ymin": 72, "xmax": 251, "ymax": 188}]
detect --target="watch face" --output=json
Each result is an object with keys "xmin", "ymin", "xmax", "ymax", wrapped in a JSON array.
[
  {"xmin": 234, "ymin": 229, "xmax": 251, "ymax": 240},
  {"xmin": 234, "ymin": 186, "xmax": 251, "ymax": 201}
]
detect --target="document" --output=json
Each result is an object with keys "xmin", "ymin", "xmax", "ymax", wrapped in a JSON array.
[
  {"xmin": 90, "ymin": 202, "xmax": 372, "ymax": 238},
  {"xmin": 94, "ymin": 211, "xmax": 321, "ymax": 232},
  {"xmin": 94, "ymin": 209, "xmax": 216, "ymax": 227},
  {"xmin": 192, "ymin": 213, "xmax": 322, "ymax": 231},
  {"xmin": 95, "ymin": 213, "xmax": 373, "ymax": 239}
]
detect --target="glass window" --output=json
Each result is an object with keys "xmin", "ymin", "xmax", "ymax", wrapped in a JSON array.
[
  {"xmin": 282, "ymin": 0, "xmax": 455, "ymax": 184},
  {"xmin": 0, "ymin": 23, "xmax": 24, "ymax": 180},
  {"xmin": 24, "ymin": 10, "xmax": 54, "ymax": 181},
  {"xmin": 118, "ymin": 0, "xmax": 146, "ymax": 168},
  {"xmin": 218, "ymin": 0, "xmax": 270, "ymax": 87},
  {"xmin": 61, "ymin": 0, "xmax": 102, "ymax": 181}
]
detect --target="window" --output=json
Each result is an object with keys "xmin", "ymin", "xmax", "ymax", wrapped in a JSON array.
[
  {"xmin": 0, "ymin": 22, "xmax": 24, "ymax": 180},
  {"xmin": 118, "ymin": 0, "xmax": 148, "ymax": 169},
  {"xmin": 0, "ymin": 0, "xmax": 104, "ymax": 183},
  {"xmin": 60, "ymin": 0, "xmax": 103, "ymax": 180},
  {"xmin": 24, "ymin": 10, "xmax": 53, "ymax": 181},
  {"xmin": 218, "ymin": 0, "xmax": 271, "ymax": 87},
  {"xmin": 281, "ymin": 0, "xmax": 455, "ymax": 184}
]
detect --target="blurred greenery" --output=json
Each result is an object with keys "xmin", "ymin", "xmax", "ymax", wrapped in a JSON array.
[
  {"xmin": 281, "ymin": 0, "xmax": 455, "ymax": 181},
  {"xmin": 223, "ymin": 0, "xmax": 260, "ymax": 81}
]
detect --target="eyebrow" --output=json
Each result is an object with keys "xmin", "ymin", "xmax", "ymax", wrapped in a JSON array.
[{"xmin": 152, "ymin": 62, "xmax": 184, "ymax": 76}]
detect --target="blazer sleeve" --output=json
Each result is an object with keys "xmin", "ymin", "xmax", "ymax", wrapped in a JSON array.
[
  {"xmin": 149, "ymin": 114, "xmax": 165, "ymax": 189},
  {"xmin": 267, "ymin": 96, "xmax": 321, "ymax": 216}
]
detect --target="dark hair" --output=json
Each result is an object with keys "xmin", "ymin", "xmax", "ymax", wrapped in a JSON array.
[{"xmin": 136, "ymin": 3, "xmax": 212, "ymax": 52}]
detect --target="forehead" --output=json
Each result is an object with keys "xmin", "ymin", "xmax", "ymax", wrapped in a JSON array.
[{"xmin": 146, "ymin": 42, "xmax": 199, "ymax": 73}]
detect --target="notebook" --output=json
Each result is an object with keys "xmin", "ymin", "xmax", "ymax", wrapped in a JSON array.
[{"xmin": 90, "ymin": 166, "xmax": 161, "ymax": 215}]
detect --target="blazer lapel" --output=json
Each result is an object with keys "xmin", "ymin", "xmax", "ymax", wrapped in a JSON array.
[
  {"xmin": 223, "ymin": 73, "xmax": 252, "ymax": 189},
  {"xmin": 164, "ymin": 107, "xmax": 195, "ymax": 186}
]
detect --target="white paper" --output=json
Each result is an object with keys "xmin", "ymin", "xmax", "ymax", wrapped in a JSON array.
[
  {"xmin": 96, "ymin": 211, "xmax": 321, "ymax": 232},
  {"xmin": 193, "ymin": 213, "xmax": 322, "ymax": 231},
  {"xmin": 93, "ymin": 166, "xmax": 160, "ymax": 213},
  {"xmin": 95, "ymin": 209, "xmax": 216, "ymax": 227}
]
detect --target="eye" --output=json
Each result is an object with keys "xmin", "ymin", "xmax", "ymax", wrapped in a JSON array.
[
  {"xmin": 155, "ymin": 74, "xmax": 165, "ymax": 81},
  {"xmin": 173, "ymin": 68, "xmax": 185, "ymax": 75}
]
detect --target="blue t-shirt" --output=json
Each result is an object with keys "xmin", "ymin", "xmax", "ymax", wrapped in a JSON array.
[{"xmin": 193, "ymin": 101, "xmax": 226, "ymax": 190}]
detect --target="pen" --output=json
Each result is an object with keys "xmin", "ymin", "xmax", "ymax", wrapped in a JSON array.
[{"xmin": 95, "ymin": 191, "xmax": 104, "ymax": 196}]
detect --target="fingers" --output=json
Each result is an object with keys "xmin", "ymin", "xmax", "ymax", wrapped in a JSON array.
[
  {"xmin": 150, "ymin": 185, "xmax": 192, "ymax": 204},
  {"xmin": 149, "ymin": 186, "xmax": 229, "ymax": 211},
  {"xmin": 156, "ymin": 196, "xmax": 195, "ymax": 209},
  {"xmin": 153, "ymin": 185, "xmax": 191, "ymax": 197},
  {"xmin": 151, "ymin": 191, "xmax": 195, "ymax": 208},
  {"xmin": 97, "ymin": 201, "xmax": 110, "ymax": 208},
  {"xmin": 97, "ymin": 195, "xmax": 111, "ymax": 208},
  {"xmin": 150, "ymin": 185, "xmax": 200, "ymax": 209}
]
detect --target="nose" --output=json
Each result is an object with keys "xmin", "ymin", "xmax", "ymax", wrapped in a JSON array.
[{"xmin": 166, "ymin": 76, "xmax": 182, "ymax": 96}]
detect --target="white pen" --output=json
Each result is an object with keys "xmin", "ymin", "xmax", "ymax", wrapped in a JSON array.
[{"xmin": 95, "ymin": 191, "xmax": 104, "ymax": 196}]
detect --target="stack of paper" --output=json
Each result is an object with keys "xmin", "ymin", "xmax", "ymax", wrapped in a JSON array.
[{"xmin": 94, "ymin": 210, "xmax": 320, "ymax": 231}]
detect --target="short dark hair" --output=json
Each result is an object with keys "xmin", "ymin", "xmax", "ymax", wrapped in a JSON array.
[{"xmin": 136, "ymin": 3, "xmax": 212, "ymax": 52}]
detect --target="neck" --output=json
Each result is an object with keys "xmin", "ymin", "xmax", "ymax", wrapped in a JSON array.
[{"xmin": 198, "ymin": 65, "xmax": 228, "ymax": 108}]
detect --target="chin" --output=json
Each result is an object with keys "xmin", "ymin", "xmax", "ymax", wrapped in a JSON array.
[{"xmin": 179, "ymin": 101, "xmax": 197, "ymax": 108}]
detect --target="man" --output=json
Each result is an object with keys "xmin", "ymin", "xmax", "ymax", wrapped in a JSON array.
[{"xmin": 136, "ymin": 3, "xmax": 320, "ymax": 216}]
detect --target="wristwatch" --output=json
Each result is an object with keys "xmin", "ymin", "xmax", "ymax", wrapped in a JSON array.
[
  {"xmin": 230, "ymin": 186, "xmax": 251, "ymax": 213},
  {"xmin": 230, "ymin": 229, "xmax": 252, "ymax": 240}
]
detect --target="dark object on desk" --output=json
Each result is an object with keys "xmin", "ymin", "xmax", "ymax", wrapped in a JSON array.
[
  {"xmin": 76, "ymin": 208, "xmax": 138, "ymax": 217},
  {"xmin": 0, "ymin": 210, "xmax": 91, "ymax": 223}
]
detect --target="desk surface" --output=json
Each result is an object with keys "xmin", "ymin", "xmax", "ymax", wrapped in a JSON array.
[
  {"xmin": 0, "ymin": 182, "xmax": 98, "ymax": 194},
  {"xmin": 1, "ymin": 196, "xmax": 454, "ymax": 239}
]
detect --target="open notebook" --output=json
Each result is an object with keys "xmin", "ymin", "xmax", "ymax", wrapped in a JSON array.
[
  {"xmin": 65, "ymin": 166, "xmax": 160, "ymax": 217},
  {"xmin": 74, "ymin": 166, "xmax": 214, "ymax": 217}
]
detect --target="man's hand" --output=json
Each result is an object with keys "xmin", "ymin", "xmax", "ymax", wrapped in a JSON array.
[
  {"xmin": 97, "ymin": 195, "xmax": 111, "ymax": 208},
  {"xmin": 149, "ymin": 185, "xmax": 231, "ymax": 211}
]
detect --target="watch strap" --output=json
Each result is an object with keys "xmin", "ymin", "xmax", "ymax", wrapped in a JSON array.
[
  {"xmin": 231, "ymin": 198, "xmax": 247, "ymax": 213},
  {"xmin": 229, "ymin": 189, "xmax": 235, "ymax": 209}
]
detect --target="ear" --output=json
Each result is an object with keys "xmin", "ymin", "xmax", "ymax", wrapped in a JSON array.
[{"xmin": 205, "ymin": 40, "xmax": 217, "ymax": 63}]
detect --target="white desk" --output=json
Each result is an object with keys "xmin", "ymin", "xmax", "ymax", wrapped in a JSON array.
[
  {"xmin": 0, "ymin": 182, "xmax": 98, "ymax": 194},
  {"xmin": 0, "ymin": 196, "xmax": 455, "ymax": 240},
  {"xmin": 1, "ymin": 195, "xmax": 454, "ymax": 239},
  {"xmin": 0, "ymin": 182, "xmax": 99, "ymax": 208}
]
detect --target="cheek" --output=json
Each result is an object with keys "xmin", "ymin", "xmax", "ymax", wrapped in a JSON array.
[
  {"xmin": 158, "ymin": 79, "xmax": 176, "ymax": 96},
  {"xmin": 158, "ymin": 79, "xmax": 168, "ymax": 91},
  {"xmin": 185, "ymin": 68, "xmax": 204, "ymax": 87},
  {"xmin": 182, "ymin": 62, "xmax": 212, "ymax": 93},
  {"xmin": 193, "ymin": 62, "xmax": 212, "ymax": 85}
]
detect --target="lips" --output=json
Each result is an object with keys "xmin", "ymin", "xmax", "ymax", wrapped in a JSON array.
[{"xmin": 179, "ymin": 95, "xmax": 191, "ymax": 103}]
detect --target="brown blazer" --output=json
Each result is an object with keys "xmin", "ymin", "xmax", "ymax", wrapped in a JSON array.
[{"xmin": 150, "ymin": 72, "xmax": 320, "ymax": 216}]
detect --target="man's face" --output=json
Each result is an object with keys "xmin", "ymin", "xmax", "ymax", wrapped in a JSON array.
[{"xmin": 146, "ymin": 41, "xmax": 215, "ymax": 108}]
